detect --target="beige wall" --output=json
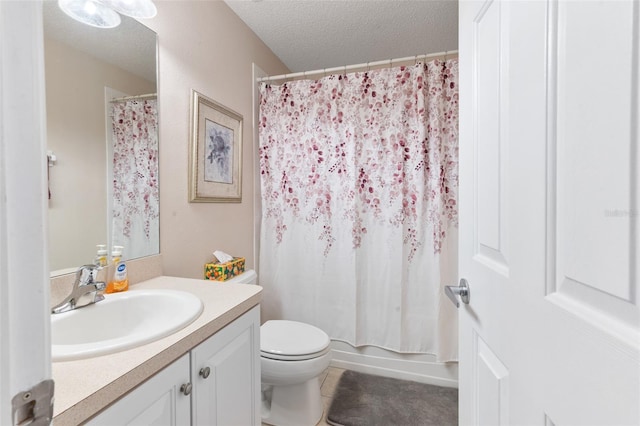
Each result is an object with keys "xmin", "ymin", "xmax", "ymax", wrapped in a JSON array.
[
  {"xmin": 45, "ymin": 38, "xmax": 156, "ymax": 272},
  {"xmin": 144, "ymin": 1, "xmax": 288, "ymax": 278}
]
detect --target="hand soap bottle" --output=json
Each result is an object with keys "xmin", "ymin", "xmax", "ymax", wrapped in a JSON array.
[
  {"xmin": 95, "ymin": 244, "xmax": 108, "ymax": 267},
  {"xmin": 106, "ymin": 245, "xmax": 129, "ymax": 293}
]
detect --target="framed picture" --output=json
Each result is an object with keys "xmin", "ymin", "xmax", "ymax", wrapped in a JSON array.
[{"xmin": 189, "ymin": 90, "xmax": 243, "ymax": 202}]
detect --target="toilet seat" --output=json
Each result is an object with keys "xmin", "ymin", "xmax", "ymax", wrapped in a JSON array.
[
  {"xmin": 261, "ymin": 345, "xmax": 330, "ymax": 361},
  {"xmin": 261, "ymin": 320, "xmax": 330, "ymax": 361}
]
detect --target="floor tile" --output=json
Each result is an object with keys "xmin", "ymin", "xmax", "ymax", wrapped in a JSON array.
[{"xmin": 321, "ymin": 367, "xmax": 345, "ymax": 397}]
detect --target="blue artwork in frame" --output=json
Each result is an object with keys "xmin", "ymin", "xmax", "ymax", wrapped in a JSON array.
[{"xmin": 189, "ymin": 90, "xmax": 243, "ymax": 202}]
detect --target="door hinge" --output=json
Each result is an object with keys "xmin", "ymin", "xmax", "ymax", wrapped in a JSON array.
[{"xmin": 11, "ymin": 379, "xmax": 54, "ymax": 426}]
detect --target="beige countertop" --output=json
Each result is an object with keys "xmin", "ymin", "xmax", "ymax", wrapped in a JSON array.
[{"xmin": 52, "ymin": 276, "xmax": 262, "ymax": 425}]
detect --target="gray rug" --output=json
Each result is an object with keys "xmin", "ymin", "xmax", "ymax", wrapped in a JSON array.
[{"xmin": 327, "ymin": 370, "xmax": 458, "ymax": 426}]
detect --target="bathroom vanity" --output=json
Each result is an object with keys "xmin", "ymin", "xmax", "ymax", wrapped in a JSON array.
[{"xmin": 52, "ymin": 276, "xmax": 261, "ymax": 425}]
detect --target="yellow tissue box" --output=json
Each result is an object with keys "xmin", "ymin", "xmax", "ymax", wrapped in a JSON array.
[{"xmin": 204, "ymin": 257, "xmax": 245, "ymax": 281}]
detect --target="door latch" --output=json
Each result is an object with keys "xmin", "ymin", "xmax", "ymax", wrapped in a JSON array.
[{"xmin": 11, "ymin": 379, "xmax": 54, "ymax": 425}]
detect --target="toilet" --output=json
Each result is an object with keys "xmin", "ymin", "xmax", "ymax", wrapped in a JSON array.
[{"xmin": 226, "ymin": 270, "xmax": 332, "ymax": 426}]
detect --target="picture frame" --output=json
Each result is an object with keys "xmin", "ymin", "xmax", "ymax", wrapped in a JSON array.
[{"xmin": 189, "ymin": 90, "xmax": 243, "ymax": 202}]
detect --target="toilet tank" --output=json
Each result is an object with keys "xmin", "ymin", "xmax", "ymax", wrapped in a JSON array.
[{"xmin": 223, "ymin": 269, "xmax": 257, "ymax": 284}]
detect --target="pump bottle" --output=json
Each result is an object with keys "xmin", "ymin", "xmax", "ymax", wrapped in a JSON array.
[
  {"xmin": 106, "ymin": 245, "xmax": 129, "ymax": 293},
  {"xmin": 95, "ymin": 244, "xmax": 108, "ymax": 267}
]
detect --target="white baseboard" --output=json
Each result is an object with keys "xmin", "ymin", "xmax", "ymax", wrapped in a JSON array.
[{"xmin": 329, "ymin": 341, "xmax": 458, "ymax": 389}]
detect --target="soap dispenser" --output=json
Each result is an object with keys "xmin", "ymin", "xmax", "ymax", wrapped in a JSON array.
[
  {"xmin": 106, "ymin": 245, "xmax": 129, "ymax": 293},
  {"xmin": 95, "ymin": 244, "xmax": 108, "ymax": 267}
]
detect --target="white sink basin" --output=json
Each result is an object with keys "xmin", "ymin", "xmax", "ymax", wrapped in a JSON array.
[{"xmin": 52, "ymin": 289, "xmax": 203, "ymax": 361}]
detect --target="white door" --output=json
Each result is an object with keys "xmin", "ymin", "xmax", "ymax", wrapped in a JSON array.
[
  {"xmin": 0, "ymin": 1, "xmax": 52, "ymax": 424},
  {"xmin": 458, "ymin": 0, "xmax": 639, "ymax": 424}
]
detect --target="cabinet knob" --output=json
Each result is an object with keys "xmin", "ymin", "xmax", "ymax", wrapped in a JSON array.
[
  {"xmin": 180, "ymin": 383, "xmax": 192, "ymax": 396},
  {"xmin": 199, "ymin": 366, "xmax": 211, "ymax": 379}
]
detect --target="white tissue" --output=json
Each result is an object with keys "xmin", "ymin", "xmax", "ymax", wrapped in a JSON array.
[{"xmin": 213, "ymin": 250, "xmax": 234, "ymax": 264}]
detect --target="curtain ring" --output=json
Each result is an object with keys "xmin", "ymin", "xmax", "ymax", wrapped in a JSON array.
[
  {"xmin": 344, "ymin": 65, "xmax": 347, "ymax": 75},
  {"xmin": 414, "ymin": 55, "xmax": 418, "ymax": 66},
  {"xmin": 324, "ymin": 68, "xmax": 327, "ymax": 78},
  {"xmin": 366, "ymin": 62, "xmax": 370, "ymax": 73},
  {"xmin": 388, "ymin": 59, "xmax": 392, "ymax": 68}
]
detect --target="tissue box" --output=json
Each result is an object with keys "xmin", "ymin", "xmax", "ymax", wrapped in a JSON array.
[{"xmin": 204, "ymin": 257, "xmax": 245, "ymax": 281}]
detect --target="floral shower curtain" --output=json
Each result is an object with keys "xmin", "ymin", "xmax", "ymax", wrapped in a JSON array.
[
  {"xmin": 259, "ymin": 60, "xmax": 459, "ymax": 361},
  {"xmin": 110, "ymin": 99, "xmax": 159, "ymax": 259}
]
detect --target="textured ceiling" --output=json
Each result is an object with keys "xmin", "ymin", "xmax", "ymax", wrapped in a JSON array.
[
  {"xmin": 42, "ymin": 1, "xmax": 457, "ymax": 81},
  {"xmin": 225, "ymin": 0, "xmax": 459, "ymax": 73}
]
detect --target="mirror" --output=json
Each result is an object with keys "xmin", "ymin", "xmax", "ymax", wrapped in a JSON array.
[{"xmin": 44, "ymin": 2, "xmax": 159, "ymax": 275}]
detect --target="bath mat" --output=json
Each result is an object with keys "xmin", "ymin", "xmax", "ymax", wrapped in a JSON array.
[{"xmin": 326, "ymin": 370, "xmax": 458, "ymax": 426}]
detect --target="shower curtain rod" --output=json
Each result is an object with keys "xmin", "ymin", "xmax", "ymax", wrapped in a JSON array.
[
  {"xmin": 109, "ymin": 93, "xmax": 157, "ymax": 103},
  {"xmin": 257, "ymin": 50, "xmax": 459, "ymax": 83}
]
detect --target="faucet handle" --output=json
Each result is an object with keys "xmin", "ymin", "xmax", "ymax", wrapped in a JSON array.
[{"xmin": 75, "ymin": 264, "xmax": 103, "ymax": 286}]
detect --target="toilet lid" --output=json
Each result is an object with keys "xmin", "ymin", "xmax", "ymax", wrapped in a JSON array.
[{"xmin": 261, "ymin": 320, "xmax": 330, "ymax": 358}]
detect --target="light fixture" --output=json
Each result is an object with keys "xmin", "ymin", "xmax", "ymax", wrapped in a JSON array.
[
  {"xmin": 108, "ymin": 0, "xmax": 157, "ymax": 19},
  {"xmin": 58, "ymin": 0, "xmax": 157, "ymax": 29},
  {"xmin": 58, "ymin": 0, "xmax": 121, "ymax": 28}
]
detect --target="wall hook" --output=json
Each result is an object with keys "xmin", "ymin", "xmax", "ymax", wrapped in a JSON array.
[{"xmin": 47, "ymin": 150, "xmax": 57, "ymax": 167}]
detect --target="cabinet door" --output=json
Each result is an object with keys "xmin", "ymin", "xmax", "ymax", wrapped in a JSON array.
[
  {"xmin": 88, "ymin": 354, "xmax": 191, "ymax": 425},
  {"xmin": 191, "ymin": 306, "xmax": 260, "ymax": 426}
]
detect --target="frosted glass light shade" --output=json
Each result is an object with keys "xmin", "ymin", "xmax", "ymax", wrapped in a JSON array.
[
  {"xmin": 108, "ymin": 0, "xmax": 157, "ymax": 19},
  {"xmin": 58, "ymin": 0, "xmax": 121, "ymax": 28}
]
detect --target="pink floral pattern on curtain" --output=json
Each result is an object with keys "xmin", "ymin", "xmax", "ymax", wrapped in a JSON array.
[
  {"xmin": 111, "ymin": 99, "xmax": 159, "ymax": 240},
  {"xmin": 259, "ymin": 60, "xmax": 458, "ymax": 261}
]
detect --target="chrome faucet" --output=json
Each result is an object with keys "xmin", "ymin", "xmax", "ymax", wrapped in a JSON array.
[{"xmin": 51, "ymin": 264, "xmax": 106, "ymax": 314}]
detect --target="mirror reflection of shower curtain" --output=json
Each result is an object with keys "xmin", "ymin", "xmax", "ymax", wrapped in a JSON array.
[
  {"xmin": 109, "ymin": 97, "xmax": 159, "ymax": 260},
  {"xmin": 259, "ymin": 60, "xmax": 459, "ymax": 362}
]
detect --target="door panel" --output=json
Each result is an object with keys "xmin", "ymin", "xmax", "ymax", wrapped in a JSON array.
[
  {"xmin": 460, "ymin": 0, "xmax": 639, "ymax": 424},
  {"xmin": 544, "ymin": 3, "xmax": 640, "ymax": 423},
  {"xmin": 551, "ymin": 0, "xmax": 638, "ymax": 320},
  {"xmin": 475, "ymin": 333, "xmax": 509, "ymax": 426},
  {"xmin": 474, "ymin": 0, "xmax": 510, "ymax": 274},
  {"xmin": 206, "ymin": 329, "xmax": 253, "ymax": 426},
  {"xmin": 461, "ymin": 1, "xmax": 523, "ymax": 423}
]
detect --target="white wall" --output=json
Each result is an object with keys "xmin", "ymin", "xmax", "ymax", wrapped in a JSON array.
[{"xmin": 142, "ymin": 1, "xmax": 289, "ymax": 278}]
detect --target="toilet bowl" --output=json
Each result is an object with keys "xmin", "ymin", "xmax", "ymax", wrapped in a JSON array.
[
  {"xmin": 261, "ymin": 320, "xmax": 331, "ymax": 426},
  {"xmin": 225, "ymin": 270, "xmax": 332, "ymax": 426}
]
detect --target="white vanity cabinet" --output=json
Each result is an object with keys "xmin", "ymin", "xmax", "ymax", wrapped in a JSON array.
[{"xmin": 88, "ymin": 306, "xmax": 260, "ymax": 426}]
